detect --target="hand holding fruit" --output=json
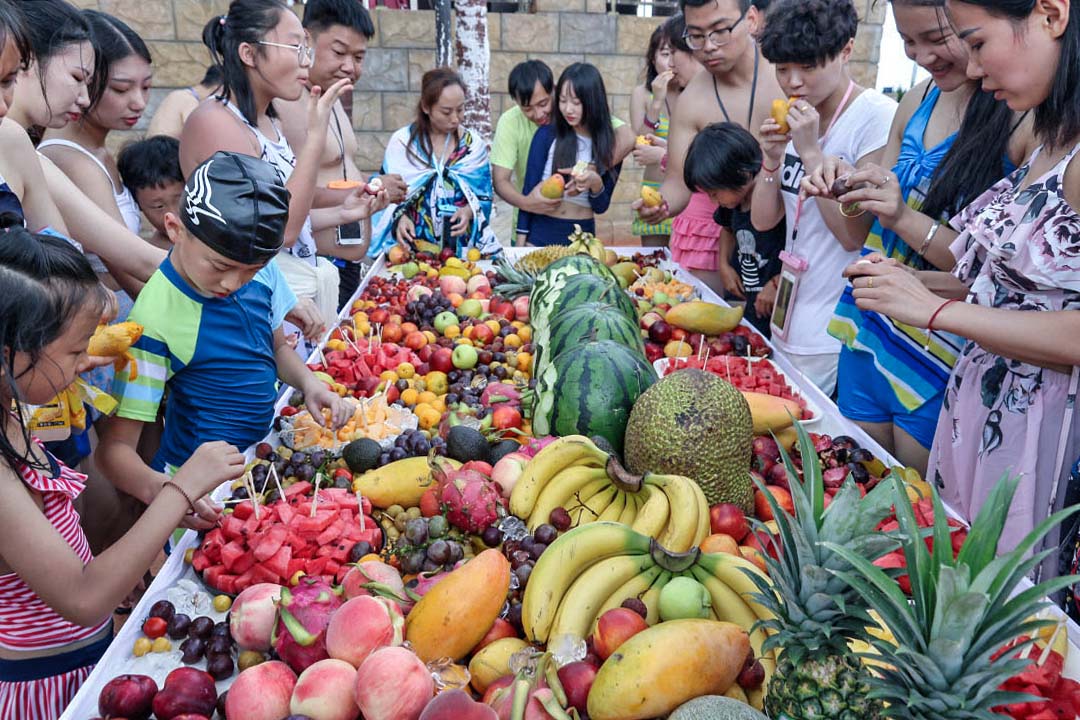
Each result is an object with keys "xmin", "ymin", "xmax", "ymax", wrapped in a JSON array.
[
  {"xmin": 559, "ymin": 164, "xmax": 601, "ymax": 196},
  {"xmin": 758, "ymin": 117, "xmax": 789, "ymax": 167},
  {"xmin": 379, "ymin": 173, "xmax": 409, "ymax": 204},
  {"xmin": 171, "ymin": 441, "xmax": 245, "ymax": 504},
  {"xmin": 303, "ymin": 377, "xmax": 352, "ymax": 430},
  {"xmin": 784, "ymin": 98, "xmax": 823, "ymax": 168},
  {"xmin": 448, "ymin": 204, "xmax": 474, "ymax": 237},
  {"xmin": 832, "ymin": 164, "xmax": 907, "ymax": 229},
  {"xmin": 632, "ymin": 193, "xmax": 670, "ymax": 224},
  {"xmin": 306, "ymin": 78, "xmax": 354, "ymax": 138},
  {"xmin": 847, "ymin": 257, "xmax": 946, "ymax": 328},
  {"xmin": 650, "ymin": 69, "xmax": 676, "ymax": 102},
  {"xmin": 524, "ymin": 182, "xmax": 562, "ymax": 214},
  {"xmin": 633, "ymin": 139, "xmax": 667, "ymax": 167},
  {"xmin": 340, "ymin": 185, "xmax": 389, "ymax": 224},
  {"xmin": 394, "ymin": 215, "xmax": 417, "ymax": 249},
  {"xmin": 801, "ymin": 155, "xmax": 856, "ymax": 199}
]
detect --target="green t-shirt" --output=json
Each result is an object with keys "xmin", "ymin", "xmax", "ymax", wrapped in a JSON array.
[{"xmin": 490, "ymin": 106, "xmax": 625, "ymax": 227}]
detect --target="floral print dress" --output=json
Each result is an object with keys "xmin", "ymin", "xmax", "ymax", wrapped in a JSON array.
[{"xmin": 932, "ymin": 143, "xmax": 1080, "ymax": 573}]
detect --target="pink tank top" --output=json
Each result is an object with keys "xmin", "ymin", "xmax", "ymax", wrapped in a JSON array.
[{"xmin": 0, "ymin": 442, "xmax": 110, "ymax": 651}]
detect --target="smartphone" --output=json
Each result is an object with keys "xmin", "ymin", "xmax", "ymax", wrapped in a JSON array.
[
  {"xmin": 336, "ymin": 220, "xmax": 364, "ymax": 246},
  {"xmin": 770, "ymin": 267, "xmax": 799, "ymax": 341}
]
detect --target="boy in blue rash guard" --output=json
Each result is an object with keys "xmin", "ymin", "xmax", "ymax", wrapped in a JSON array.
[{"xmin": 96, "ymin": 152, "xmax": 350, "ymax": 529}]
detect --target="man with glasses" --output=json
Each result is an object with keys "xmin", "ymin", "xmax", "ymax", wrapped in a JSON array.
[
  {"xmin": 278, "ymin": 0, "xmax": 409, "ymax": 310},
  {"xmin": 634, "ymin": 0, "xmax": 781, "ymax": 225}
]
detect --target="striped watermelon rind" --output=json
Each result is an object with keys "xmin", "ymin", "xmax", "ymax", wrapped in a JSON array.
[
  {"xmin": 532, "ymin": 340, "xmax": 658, "ymax": 456},
  {"xmin": 532, "ymin": 273, "xmax": 633, "ymax": 372},
  {"xmin": 542, "ymin": 303, "xmax": 645, "ymax": 375}
]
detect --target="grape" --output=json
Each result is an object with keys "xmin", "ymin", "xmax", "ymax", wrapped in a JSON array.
[
  {"xmin": 422, "ymin": 558, "xmax": 442, "ymax": 573},
  {"xmin": 348, "ymin": 541, "xmax": 373, "ymax": 562},
  {"xmin": 549, "ymin": 507, "xmax": 571, "ymax": 531},
  {"xmin": 395, "ymin": 435, "xmax": 409, "ymax": 449},
  {"xmin": 447, "ymin": 542, "xmax": 464, "ymax": 564},
  {"xmin": 206, "ymin": 653, "xmax": 234, "ymax": 681},
  {"xmin": 621, "ymin": 598, "xmax": 648, "ymax": 619},
  {"xmin": 533, "ymin": 524, "xmax": 557, "ymax": 545},
  {"xmin": 481, "ymin": 525, "xmax": 504, "ymax": 547},
  {"xmin": 334, "ymin": 475, "xmax": 351, "ymax": 489},
  {"xmin": 211, "ymin": 621, "xmax": 232, "ymax": 641},
  {"xmin": 291, "ymin": 452, "xmax": 308, "ymax": 466},
  {"xmin": 446, "ymin": 393, "xmax": 460, "ymax": 405},
  {"xmin": 189, "ymin": 616, "xmax": 214, "ymax": 639},
  {"xmin": 528, "ymin": 543, "xmax": 547, "ymax": 560},
  {"xmin": 509, "ymin": 550, "xmax": 531, "ymax": 569},
  {"xmin": 493, "ymin": 366, "xmax": 508, "ymax": 380},
  {"xmin": 404, "ymin": 518, "xmax": 428, "ymax": 545},
  {"xmin": 295, "ymin": 465, "xmax": 315, "ymax": 483},
  {"xmin": 309, "ymin": 450, "xmax": 327, "ymax": 468},
  {"xmin": 251, "ymin": 464, "xmax": 268, "ymax": 484},
  {"xmin": 390, "ymin": 447, "xmax": 407, "ymax": 462},
  {"xmin": 412, "ymin": 436, "xmax": 431, "ymax": 455},
  {"xmin": 180, "ymin": 637, "xmax": 206, "ymax": 664},
  {"xmin": 232, "ymin": 486, "xmax": 250, "ymax": 500},
  {"xmin": 426, "ymin": 539, "xmax": 451, "ymax": 564},
  {"xmin": 506, "ymin": 602, "xmax": 523, "ymax": 630},
  {"xmin": 149, "ymin": 600, "xmax": 176, "ymax": 623},
  {"xmin": 206, "ymin": 636, "xmax": 231, "ymax": 656},
  {"xmin": 403, "ymin": 551, "xmax": 426, "ymax": 575},
  {"xmin": 514, "ymin": 564, "xmax": 533, "ymax": 587},
  {"xmin": 167, "ymin": 613, "xmax": 191, "ymax": 640},
  {"xmin": 378, "ymin": 452, "xmax": 391, "ymax": 466}
]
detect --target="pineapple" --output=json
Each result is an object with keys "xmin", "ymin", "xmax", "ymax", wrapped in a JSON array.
[
  {"xmin": 747, "ymin": 426, "xmax": 897, "ymax": 720},
  {"xmin": 828, "ymin": 475, "xmax": 1080, "ymax": 719},
  {"xmin": 497, "ymin": 225, "xmax": 611, "ymax": 297}
]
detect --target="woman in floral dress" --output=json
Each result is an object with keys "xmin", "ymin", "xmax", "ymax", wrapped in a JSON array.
[{"xmin": 831, "ymin": 0, "xmax": 1080, "ymax": 576}]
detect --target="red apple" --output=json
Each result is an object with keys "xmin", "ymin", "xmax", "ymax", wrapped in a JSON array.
[
  {"xmin": 709, "ymin": 503, "xmax": 749, "ymax": 542},
  {"xmin": 472, "ymin": 323, "xmax": 495, "ymax": 345},
  {"xmin": 754, "ymin": 486, "xmax": 794, "ymax": 521},
  {"xmin": 98, "ymin": 675, "xmax": 158, "ymax": 720},
  {"xmin": 557, "ymin": 661, "xmax": 598, "ymax": 716},
  {"xmin": 488, "ymin": 297, "xmax": 517, "ymax": 322},
  {"xmin": 648, "ymin": 320, "xmax": 673, "ymax": 344},
  {"xmin": 492, "ymin": 405, "xmax": 523, "ymax": 431},
  {"xmin": 592, "ymin": 608, "xmax": 648, "ymax": 660},
  {"xmin": 473, "ymin": 618, "xmax": 518, "ymax": 653},
  {"xmin": 430, "ymin": 348, "xmax": 454, "ymax": 374},
  {"xmin": 440, "ymin": 246, "xmax": 455, "ymax": 262}
]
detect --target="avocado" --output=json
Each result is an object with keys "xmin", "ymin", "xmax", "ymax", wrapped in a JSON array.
[
  {"xmin": 446, "ymin": 426, "xmax": 490, "ymax": 464},
  {"xmin": 342, "ymin": 438, "xmax": 382, "ymax": 473},
  {"xmin": 623, "ymin": 369, "xmax": 753, "ymax": 512},
  {"xmin": 489, "ymin": 439, "xmax": 520, "ymax": 465}
]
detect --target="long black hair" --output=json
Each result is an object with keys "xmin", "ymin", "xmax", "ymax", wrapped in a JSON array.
[
  {"xmin": 0, "ymin": 215, "xmax": 106, "ymax": 475},
  {"xmin": 949, "ymin": 0, "xmax": 1080, "ymax": 149},
  {"xmin": 553, "ymin": 63, "xmax": 616, "ymax": 174},
  {"xmin": 82, "ymin": 10, "xmax": 151, "ymax": 113},
  {"xmin": 20, "ymin": 1, "xmax": 101, "ymax": 111},
  {"xmin": 885, "ymin": 0, "xmax": 1022, "ymax": 221},
  {"xmin": 202, "ymin": 0, "xmax": 291, "ymax": 125},
  {"xmin": 0, "ymin": 0, "xmax": 32, "ymax": 72}
]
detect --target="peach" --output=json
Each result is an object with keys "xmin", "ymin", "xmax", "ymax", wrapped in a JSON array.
[
  {"xmin": 326, "ymin": 596, "xmax": 404, "ymax": 668},
  {"xmin": 225, "ymin": 660, "xmax": 296, "ymax": 720},
  {"xmin": 388, "ymin": 246, "xmax": 410, "ymax": 265},
  {"xmin": 740, "ymin": 545, "xmax": 769, "ymax": 573},
  {"xmin": 291, "ymin": 659, "xmax": 359, "ymax": 720},
  {"xmin": 592, "ymin": 608, "xmax": 648, "ymax": 661},
  {"xmin": 230, "ymin": 583, "xmax": 282, "ymax": 651},
  {"xmin": 341, "ymin": 560, "xmax": 405, "ymax": 602},
  {"xmin": 466, "ymin": 274, "xmax": 491, "ymax": 295},
  {"xmin": 355, "ymin": 646, "xmax": 434, "ymax": 720},
  {"xmin": 472, "ymin": 618, "xmax": 518, "ymax": 654},
  {"xmin": 440, "ymin": 275, "xmax": 467, "ymax": 297},
  {"xmin": 699, "ymin": 533, "xmax": 741, "ymax": 556},
  {"xmin": 419, "ymin": 689, "xmax": 498, "ymax": 720},
  {"xmin": 754, "ymin": 486, "xmax": 794, "ymax": 521}
]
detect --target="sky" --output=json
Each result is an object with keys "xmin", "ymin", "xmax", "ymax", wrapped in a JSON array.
[{"xmin": 876, "ymin": 9, "xmax": 930, "ymax": 92}]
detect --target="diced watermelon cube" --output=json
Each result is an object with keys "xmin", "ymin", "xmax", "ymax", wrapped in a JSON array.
[
  {"xmin": 286, "ymin": 558, "xmax": 306, "ymax": 580},
  {"xmin": 286, "ymin": 531, "xmax": 307, "ymax": 551},
  {"xmin": 277, "ymin": 503, "xmax": 295, "ymax": 527},
  {"xmin": 232, "ymin": 501, "xmax": 254, "ymax": 521},
  {"xmin": 285, "ymin": 482, "xmax": 313, "ymax": 498},
  {"xmin": 254, "ymin": 526, "xmax": 286, "ymax": 562},
  {"xmin": 221, "ymin": 541, "xmax": 249, "ymax": 573},
  {"xmin": 325, "ymin": 560, "xmax": 341, "ymax": 579},
  {"xmin": 216, "ymin": 575, "xmax": 238, "ymax": 596},
  {"xmin": 316, "ymin": 520, "xmax": 346, "ymax": 547},
  {"xmin": 295, "ymin": 512, "xmax": 335, "ymax": 535},
  {"xmin": 263, "ymin": 545, "xmax": 292, "ymax": 579},
  {"xmin": 294, "ymin": 543, "xmax": 315, "ymax": 559},
  {"xmin": 306, "ymin": 557, "xmax": 329, "ymax": 577},
  {"xmin": 241, "ymin": 515, "xmax": 261, "ymax": 538},
  {"xmin": 233, "ymin": 569, "xmax": 255, "ymax": 593},
  {"xmin": 220, "ymin": 517, "xmax": 244, "ymax": 542},
  {"xmin": 190, "ymin": 550, "xmax": 212, "ymax": 573},
  {"xmin": 338, "ymin": 510, "xmax": 355, "ymax": 526},
  {"xmin": 202, "ymin": 565, "xmax": 228, "ymax": 592},
  {"xmin": 251, "ymin": 564, "xmax": 279, "ymax": 586}
]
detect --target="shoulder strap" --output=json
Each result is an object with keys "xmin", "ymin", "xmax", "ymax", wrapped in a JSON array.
[{"xmin": 37, "ymin": 139, "xmax": 118, "ymax": 192}]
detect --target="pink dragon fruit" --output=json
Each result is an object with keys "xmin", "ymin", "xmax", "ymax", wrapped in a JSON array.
[
  {"xmin": 431, "ymin": 457, "xmax": 506, "ymax": 534},
  {"xmin": 519, "ymin": 436, "xmax": 558, "ymax": 459},
  {"xmin": 480, "ymin": 383, "xmax": 522, "ymax": 408},
  {"xmin": 271, "ymin": 577, "xmax": 343, "ymax": 673}
]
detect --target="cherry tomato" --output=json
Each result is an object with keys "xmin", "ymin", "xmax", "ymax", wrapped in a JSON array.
[
  {"xmin": 280, "ymin": 406, "xmax": 300, "ymax": 417},
  {"xmin": 142, "ymin": 616, "xmax": 168, "ymax": 639}
]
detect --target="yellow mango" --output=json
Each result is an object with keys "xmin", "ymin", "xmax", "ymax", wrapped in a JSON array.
[
  {"xmin": 587, "ymin": 619, "xmax": 750, "ymax": 720},
  {"xmin": 540, "ymin": 174, "xmax": 565, "ymax": 199},
  {"xmin": 665, "ymin": 301, "xmax": 744, "ymax": 335},
  {"xmin": 741, "ymin": 392, "xmax": 803, "ymax": 434},
  {"xmin": 468, "ymin": 637, "xmax": 530, "ymax": 693},
  {"xmin": 405, "ymin": 549, "xmax": 511, "ymax": 662},
  {"xmin": 352, "ymin": 456, "xmax": 460, "ymax": 508},
  {"xmin": 640, "ymin": 185, "xmax": 664, "ymax": 208}
]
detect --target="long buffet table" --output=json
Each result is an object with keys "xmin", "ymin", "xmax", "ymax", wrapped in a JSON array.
[{"xmin": 61, "ymin": 248, "xmax": 1080, "ymax": 719}]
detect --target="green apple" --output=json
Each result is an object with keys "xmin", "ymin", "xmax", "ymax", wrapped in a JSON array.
[
  {"xmin": 658, "ymin": 577, "xmax": 711, "ymax": 621},
  {"xmin": 433, "ymin": 311, "xmax": 458, "ymax": 334},
  {"xmin": 457, "ymin": 299, "xmax": 483, "ymax": 318},
  {"xmin": 400, "ymin": 261, "xmax": 420, "ymax": 279},
  {"xmin": 652, "ymin": 291, "xmax": 670, "ymax": 306},
  {"xmin": 451, "ymin": 343, "xmax": 478, "ymax": 370}
]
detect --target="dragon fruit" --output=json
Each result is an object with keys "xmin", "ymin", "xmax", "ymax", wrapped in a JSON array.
[
  {"xmin": 431, "ymin": 456, "xmax": 506, "ymax": 534},
  {"xmin": 519, "ymin": 436, "xmax": 558, "ymax": 459},
  {"xmin": 480, "ymin": 383, "xmax": 522, "ymax": 408},
  {"xmin": 271, "ymin": 577, "xmax": 343, "ymax": 673}
]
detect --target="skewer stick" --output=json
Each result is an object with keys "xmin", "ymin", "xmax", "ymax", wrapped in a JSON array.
[
  {"xmin": 703, "ymin": 346, "xmax": 711, "ymax": 368},
  {"xmin": 725, "ymin": 355, "xmax": 731, "ymax": 384},
  {"xmin": 310, "ymin": 471, "xmax": 323, "ymax": 517},
  {"xmin": 1038, "ymin": 617, "xmax": 1066, "ymax": 666},
  {"xmin": 269, "ymin": 462, "xmax": 286, "ymax": 501},
  {"xmin": 355, "ymin": 486, "xmax": 366, "ymax": 532},
  {"xmin": 246, "ymin": 471, "xmax": 261, "ymax": 520}
]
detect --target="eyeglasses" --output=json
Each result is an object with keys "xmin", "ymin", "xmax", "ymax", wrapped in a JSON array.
[
  {"xmin": 257, "ymin": 40, "xmax": 315, "ymax": 67},
  {"xmin": 683, "ymin": 10, "xmax": 747, "ymax": 50}
]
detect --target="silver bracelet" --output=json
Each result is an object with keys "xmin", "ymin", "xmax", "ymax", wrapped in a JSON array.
[{"xmin": 918, "ymin": 221, "xmax": 941, "ymax": 257}]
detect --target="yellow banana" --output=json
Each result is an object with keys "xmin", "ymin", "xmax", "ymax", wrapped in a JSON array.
[
  {"xmin": 688, "ymin": 477, "xmax": 712, "ymax": 547},
  {"xmin": 509, "ymin": 435, "xmax": 608, "ymax": 518},
  {"xmin": 630, "ymin": 484, "xmax": 670, "ymax": 539},
  {"xmin": 528, "ymin": 465, "xmax": 609, "ymax": 531},
  {"xmin": 549, "ymin": 553, "xmax": 655, "ymax": 641},
  {"xmin": 649, "ymin": 474, "xmax": 699, "ymax": 552},
  {"xmin": 597, "ymin": 489, "xmax": 627, "ymax": 523},
  {"xmin": 594, "ymin": 563, "xmax": 664, "ymax": 627},
  {"xmin": 696, "ymin": 552, "xmax": 777, "ymax": 625},
  {"xmin": 521, "ymin": 522, "xmax": 651, "ymax": 642},
  {"xmin": 571, "ymin": 485, "xmax": 617, "ymax": 525},
  {"xmin": 617, "ymin": 491, "xmax": 642, "ymax": 526},
  {"xmin": 639, "ymin": 570, "xmax": 672, "ymax": 625},
  {"xmin": 690, "ymin": 565, "xmax": 774, "ymax": 686}
]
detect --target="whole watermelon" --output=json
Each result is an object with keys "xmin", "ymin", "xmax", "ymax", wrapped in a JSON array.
[
  {"xmin": 542, "ymin": 302, "xmax": 645, "ymax": 376},
  {"xmin": 532, "ymin": 340, "xmax": 657, "ymax": 456},
  {"xmin": 531, "ymin": 265, "xmax": 632, "ymax": 371}
]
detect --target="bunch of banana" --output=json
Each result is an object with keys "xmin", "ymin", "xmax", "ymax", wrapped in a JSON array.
[
  {"xmin": 521, "ymin": 520, "xmax": 779, "ymax": 711},
  {"xmin": 509, "ymin": 436, "xmax": 708, "ymax": 551}
]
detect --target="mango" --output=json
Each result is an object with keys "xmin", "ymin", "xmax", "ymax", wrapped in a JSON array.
[
  {"xmin": 635, "ymin": 134, "xmax": 652, "ymax": 145},
  {"xmin": 665, "ymin": 301, "xmax": 744, "ymax": 335},
  {"xmin": 664, "ymin": 340, "xmax": 694, "ymax": 358},
  {"xmin": 774, "ymin": 425, "xmax": 798, "ymax": 452},
  {"xmin": 540, "ymin": 174, "xmax": 565, "ymax": 200},
  {"xmin": 353, "ymin": 456, "xmax": 461, "ymax": 509},
  {"xmin": 405, "ymin": 549, "xmax": 511, "ymax": 662},
  {"xmin": 640, "ymin": 186, "xmax": 663, "ymax": 208},
  {"xmin": 612, "ymin": 262, "xmax": 640, "ymax": 289},
  {"xmin": 468, "ymin": 637, "xmax": 529, "ymax": 693},
  {"xmin": 771, "ymin": 97, "xmax": 794, "ymax": 134},
  {"xmin": 587, "ymin": 619, "xmax": 750, "ymax": 720},
  {"xmin": 740, "ymin": 391, "xmax": 803, "ymax": 434}
]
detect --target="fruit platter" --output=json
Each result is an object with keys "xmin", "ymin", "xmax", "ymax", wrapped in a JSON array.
[{"xmin": 63, "ymin": 241, "xmax": 1080, "ymax": 720}]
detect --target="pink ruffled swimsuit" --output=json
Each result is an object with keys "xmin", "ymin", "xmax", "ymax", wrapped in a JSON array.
[{"xmin": 670, "ymin": 191, "xmax": 721, "ymax": 271}]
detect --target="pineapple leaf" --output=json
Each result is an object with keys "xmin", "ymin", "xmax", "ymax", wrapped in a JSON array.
[
  {"xmin": 986, "ymin": 502, "xmax": 1080, "ymax": 599},
  {"xmin": 955, "ymin": 474, "xmax": 1019, "ymax": 572},
  {"xmin": 929, "ymin": 482, "xmax": 955, "ymax": 574},
  {"xmin": 927, "ymin": 589, "xmax": 988, "ymax": 681},
  {"xmin": 773, "ymin": 432, "xmax": 819, "ymax": 547},
  {"xmin": 889, "ymin": 476, "xmax": 933, "ymax": 633},
  {"xmin": 823, "ymin": 534, "xmax": 900, "ymax": 573},
  {"xmin": 826, "ymin": 556, "xmax": 926, "ymax": 650}
]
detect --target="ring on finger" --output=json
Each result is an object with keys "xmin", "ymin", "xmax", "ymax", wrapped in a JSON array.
[{"xmin": 867, "ymin": 277, "xmax": 874, "ymax": 289}]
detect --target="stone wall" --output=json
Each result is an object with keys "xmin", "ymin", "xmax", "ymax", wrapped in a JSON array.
[{"xmin": 79, "ymin": 0, "xmax": 885, "ymax": 243}]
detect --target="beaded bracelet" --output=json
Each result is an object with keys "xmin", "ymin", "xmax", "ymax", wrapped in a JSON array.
[{"xmin": 163, "ymin": 480, "xmax": 197, "ymax": 514}]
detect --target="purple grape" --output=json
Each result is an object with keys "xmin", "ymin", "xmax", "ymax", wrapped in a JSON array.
[
  {"xmin": 533, "ymin": 524, "xmax": 557, "ymax": 545},
  {"xmin": 149, "ymin": 600, "xmax": 175, "ymax": 623},
  {"xmin": 549, "ymin": 507, "xmax": 571, "ymax": 531},
  {"xmin": 481, "ymin": 525, "xmax": 503, "ymax": 547}
]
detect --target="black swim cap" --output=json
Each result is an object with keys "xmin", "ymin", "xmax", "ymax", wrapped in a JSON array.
[{"xmin": 181, "ymin": 151, "xmax": 290, "ymax": 264}]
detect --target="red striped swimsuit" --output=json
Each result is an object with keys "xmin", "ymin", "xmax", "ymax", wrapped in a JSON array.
[{"xmin": 0, "ymin": 443, "xmax": 111, "ymax": 719}]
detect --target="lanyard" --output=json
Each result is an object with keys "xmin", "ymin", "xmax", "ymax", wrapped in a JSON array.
[
  {"xmin": 713, "ymin": 45, "xmax": 760, "ymax": 129},
  {"xmin": 790, "ymin": 79, "xmax": 857, "ymax": 252}
]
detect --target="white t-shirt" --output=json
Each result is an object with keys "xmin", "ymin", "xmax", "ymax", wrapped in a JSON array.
[
  {"xmin": 774, "ymin": 89, "xmax": 897, "ymax": 356},
  {"xmin": 543, "ymin": 133, "xmax": 595, "ymax": 209}
]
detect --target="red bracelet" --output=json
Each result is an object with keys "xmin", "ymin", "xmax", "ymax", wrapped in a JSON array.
[
  {"xmin": 925, "ymin": 298, "xmax": 960, "ymax": 347},
  {"xmin": 761, "ymin": 161, "xmax": 780, "ymax": 174}
]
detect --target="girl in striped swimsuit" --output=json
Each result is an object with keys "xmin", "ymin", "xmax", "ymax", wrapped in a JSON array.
[{"xmin": 0, "ymin": 223, "xmax": 245, "ymax": 718}]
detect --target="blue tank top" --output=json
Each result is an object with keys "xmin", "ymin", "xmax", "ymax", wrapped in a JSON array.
[{"xmin": 0, "ymin": 172, "xmax": 25, "ymax": 221}]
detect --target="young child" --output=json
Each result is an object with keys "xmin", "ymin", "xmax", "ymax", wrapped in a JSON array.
[
  {"xmin": 118, "ymin": 134, "xmax": 184, "ymax": 251},
  {"xmin": 517, "ymin": 63, "xmax": 624, "ymax": 246},
  {"xmin": 97, "ymin": 151, "xmax": 349, "ymax": 528},
  {"xmin": 684, "ymin": 122, "xmax": 785, "ymax": 335},
  {"xmin": 0, "ymin": 220, "xmax": 245, "ymax": 719},
  {"xmin": 749, "ymin": 0, "xmax": 896, "ymax": 395}
]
